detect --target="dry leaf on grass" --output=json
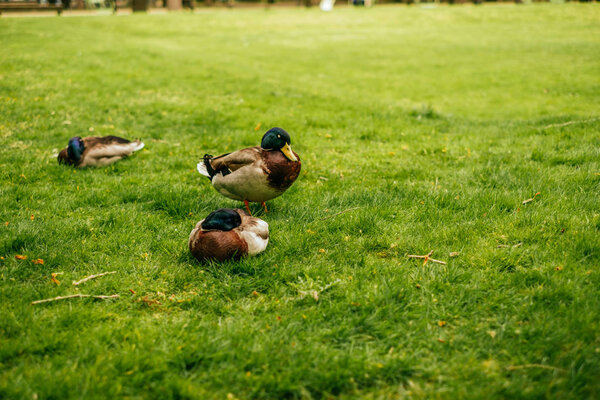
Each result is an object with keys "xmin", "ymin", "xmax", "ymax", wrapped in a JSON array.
[{"xmin": 51, "ymin": 272, "xmax": 62, "ymax": 285}]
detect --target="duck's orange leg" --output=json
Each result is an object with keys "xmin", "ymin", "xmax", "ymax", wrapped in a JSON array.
[
  {"xmin": 261, "ymin": 202, "xmax": 268, "ymax": 213},
  {"xmin": 244, "ymin": 200, "xmax": 253, "ymax": 216}
]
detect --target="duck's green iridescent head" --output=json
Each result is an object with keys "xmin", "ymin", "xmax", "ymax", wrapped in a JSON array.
[
  {"xmin": 261, "ymin": 127, "xmax": 298, "ymax": 162},
  {"xmin": 201, "ymin": 208, "xmax": 242, "ymax": 231},
  {"xmin": 67, "ymin": 137, "xmax": 85, "ymax": 163}
]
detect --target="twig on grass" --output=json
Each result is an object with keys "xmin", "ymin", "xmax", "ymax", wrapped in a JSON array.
[
  {"xmin": 72, "ymin": 271, "xmax": 116, "ymax": 286},
  {"xmin": 497, "ymin": 242, "xmax": 523, "ymax": 249},
  {"xmin": 541, "ymin": 117, "xmax": 599, "ymax": 130},
  {"xmin": 506, "ymin": 363, "xmax": 566, "ymax": 373},
  {"xmin": 407, "ymin": 250, "xmax": 447, "ymax": 265},
  {"xmin": 296, "ymin": 279, "xmax": 341, "ymax": 302},
  {"xmin": 522, "ymin": 192, "xmax": 541, "ymax": 205},
  {"xmin": 31, "ymin": 294, "xmax": 120, "ymax": 305},
  {"xmin": 318, "ymin": 207, "xmax": 362, "ymax": 221}
]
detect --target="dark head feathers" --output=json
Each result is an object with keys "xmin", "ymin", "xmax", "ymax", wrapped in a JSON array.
[
  {"xmin": 67, "ymin": 137, "xmax": 85, "ymax": 163},
  {"xmin": 261, "ymin": 127, "xmax": 291, "ymax": 150},
  {"xmin": 201, "ymin": 208, "xmax": 242, "ymax": 231}
]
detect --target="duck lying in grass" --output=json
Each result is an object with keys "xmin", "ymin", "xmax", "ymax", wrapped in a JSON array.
[
  {"xmin": 197, "ymin": 127, "xmax": 301, "ymax": 215},
  {"xmin": 188, "ymin": 208, "xmax": 269, "ymax": 262},
  {"xmin": 58, "ymin": 136, "xmax": 144, "ymax": 167}
]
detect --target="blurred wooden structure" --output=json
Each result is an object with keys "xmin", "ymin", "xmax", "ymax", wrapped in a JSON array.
[{"xmin": 0, "ymin": 0, "xmax": 63, "ymax": 14}]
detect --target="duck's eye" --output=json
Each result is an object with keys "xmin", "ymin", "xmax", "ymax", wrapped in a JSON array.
[{"xmin": 277, "ymin": 135, "xmax": 281, "ymax": 138}]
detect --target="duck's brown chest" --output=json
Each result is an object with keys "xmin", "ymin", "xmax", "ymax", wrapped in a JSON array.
[
  {"xmin": 262, "ymin": 150, "xmax": 301, "ymax": 192},
  {"xmin": 189, "ymin": 230, "xmax": 248, "ymax": 261}
]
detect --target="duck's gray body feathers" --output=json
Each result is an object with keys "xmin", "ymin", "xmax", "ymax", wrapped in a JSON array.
[{"xmin": 197, "ymin": 147, "xmax": 301, "ymax": 203}]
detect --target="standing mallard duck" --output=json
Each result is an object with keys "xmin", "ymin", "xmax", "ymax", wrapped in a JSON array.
[
  {"xmin": 189, "ymin": 208, "xmax": 269, "ymax": 262},
  {"xmin": 197, "ymin": 127, "xmax": 301, "ymax": 214},
  {"xmin": 57, "ymin": 136, "xmax": 144, "ymax": 167}
]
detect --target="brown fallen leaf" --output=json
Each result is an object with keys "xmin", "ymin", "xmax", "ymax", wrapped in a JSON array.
[
  {"xmin": 254, "ymin": 123, "xmax": 261, "ymax": 131},
  {"xmin": 438, "ymin": 321, "xmax": 447, "ymax": 327},
  {"xmin": 129, "ymin": 289, "xmax": 136, "ymax": 294},
  {"xmin": 32, "ymin": 259, "xmax": 44, "ymax": 265},
  {"xmin": 51, "ymin": 272, "xmax": 62, "ymax": 285},
  {"xmin": 141, "ymin": 296, "xmax": 160, "ymax": 306},
  {"xmin": 15, "ymin": 255, "xmax": 27, "ymax": 260},
  {"xmin": 30, "ymin": 214, "xmax": 35, "ymax": 221}
]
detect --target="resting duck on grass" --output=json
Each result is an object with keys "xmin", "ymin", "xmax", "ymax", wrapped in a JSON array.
[
  {"xmin": 188, "ymin": 208, "xmax": 269, "ymax": 262},
  {"xmin": 58, "ymin": 136, "xmax": 144, "ymax": 167},
  {"xmin": 197, "ymin": 127, "xmax": 301, "ymax": 215}
]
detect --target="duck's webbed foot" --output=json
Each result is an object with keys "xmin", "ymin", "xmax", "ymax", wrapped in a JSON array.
[{"xmin": 261, "ymin": 202, "xmax": 268, "ymax": 213}]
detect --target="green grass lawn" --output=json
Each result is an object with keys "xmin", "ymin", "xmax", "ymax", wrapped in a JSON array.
[{"xmin": 1, "ymin": 4, "xmax": 600, "ymax": 399}]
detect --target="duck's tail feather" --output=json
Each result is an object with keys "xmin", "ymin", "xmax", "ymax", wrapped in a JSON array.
[
  {"xmin": 197, "ymin": 161, "xmax": 210, "ymax": 177},
  {"xmin": 197, "ymin": 154, "xmax": 216, "ymax": 181},
  {"xmin": 132, "ymin": 140, "xmax": 145, "ymax": 152}
]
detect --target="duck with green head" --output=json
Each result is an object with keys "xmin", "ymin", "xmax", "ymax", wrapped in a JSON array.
[
  {"xmin": 188, "ymin": 208, "xmax": 269, "ymax": 262},
  {"xmin": 58, "ymin": 135, "xmax": 144, "ymax": 167},
  {"xmin": 197, "ymin": 127, "xmax": 301, "ymax": 215}
]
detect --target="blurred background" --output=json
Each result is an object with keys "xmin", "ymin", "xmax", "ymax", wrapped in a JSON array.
[{"xmin": 0, "ymin": 0, "xmax": 596, "ymax": 17}]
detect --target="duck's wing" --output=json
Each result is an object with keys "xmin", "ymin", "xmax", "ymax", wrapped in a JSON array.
[
  {"xmin": 82, "ymin": 136, "xmax": 145, "ymax": 159},
  {"xmin": 188, "ymin": 219, "xmax": 205, "ymax": 249},
  {"xmin": 198, "ymin": 147, "xmax": 262, "ymax": 178},
  {"xmin": 237, "ymin": 211, "xmax": 269, "ymax": 256}
]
